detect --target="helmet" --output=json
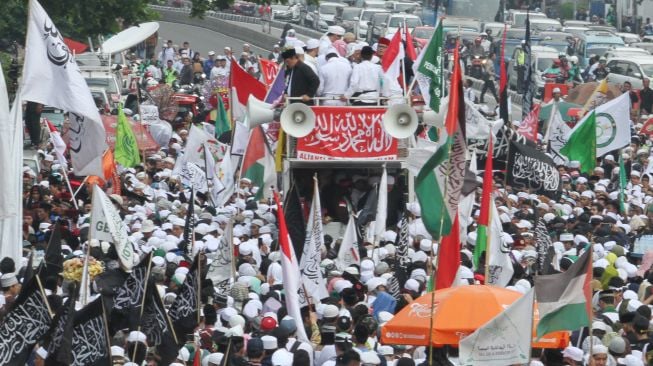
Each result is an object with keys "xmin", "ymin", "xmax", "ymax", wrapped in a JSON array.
[
  {"xmin": 553, "ymin": 59, "xmax": 561, "ymax": 65},
  {"xmin": 599, "ymin": 56, "xmax": 607, "ymax": 62},
  {"xmin": 569, "ymin": 55, "xmax": 579, "ymax": 64},
  {"xmin": 260, "ymin": 316, "xmax": 277, "ymax": 331}
]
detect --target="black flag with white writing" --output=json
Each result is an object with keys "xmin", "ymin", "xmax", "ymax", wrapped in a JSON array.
[
  {"xmin": 168, "ymin": 256, "xmax": 199, "ymax": 344},
  {"xmin": 109, "ymin": 254, "xmax": 150, "ymax": 334},
  {"xmin": 70, "ymin": 296, "xmax": 111, "ymax": 366},
  {"xmin": 44, "ymin": 284, "xmax": 78, "ymax": 366},
  {"xmin": 534, "ymin": 217, "xmax": 555, "ymax": 275},
  {"xmin": 181, "ymin": 187, "xmax": 195, "ymax": 256},
  {"xmin": 0, "ymin": 276, "xmax": 52, "ymax": 366},
  {"xmin": 141, "ymin": 279, "xmax": 179, "ymax": 364},
  {"xmin": 506, "ymin": 140, "xmax": 561, "ymax": 199}
]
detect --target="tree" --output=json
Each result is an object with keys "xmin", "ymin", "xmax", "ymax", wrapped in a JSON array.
[{"xmin": 0, "ymin": 0, "xmax": 156, "ymax": 49}]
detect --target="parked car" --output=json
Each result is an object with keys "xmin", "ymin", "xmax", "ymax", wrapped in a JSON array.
[
  {"xmin": 384, "ymin": 1, "xmax": 420, "ymax": 13},
  {"xmin": 357, "ymin": 8, "xmax": 389, "ymax": 39},
  {"xmin": 318, "ymin": 2, "xmax": 343, "ymax": 25},
  {"xmin": 230, "ymin": 1, "xmax": 257, "ymax": 16},
  {"xmin": 508, "ymin": 45, "xmax": 559, "ymax": 96},
  {"xmin": 616, "ymin": 32, "xmax": 641, "ymax": 45},
  {"xmin": 412, "ymin": 26, "xmax": 434, "ymax": 48},
  {"xmin": 604, "ymin": 46, "xmax": 650, "ymax": 60},
  {"xmin": 335, "ymin": 7, "xmax": 363, "ymax": 34},
  {"xmin": 631, "ymin": 42, "xmax": 653, "ymax": 54},
  {"xmin": 385, "ymin": 13, "xmax": 422, "ymax": 37},
  {"xmin": 529, "ymin": 18, "xmax": 563, "ymax": 32},
  {"xmin": 574, "ymin": 31, "xmax": 625, "ymax": 68},
  {"xmin": 606, "ymin": 55, "xmax": 653, "ymax": 89},
  {"xmin": 507, "ymin": 10, "xmax": 546, "ymax": 27},
  {"xmin": 366, "ymin": 12, "xmax": 392, "ymax": 43}
]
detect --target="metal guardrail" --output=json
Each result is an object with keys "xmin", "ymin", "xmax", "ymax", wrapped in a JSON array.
[{"xmin": 149, "ymin": 5, "xmax": 323, "ymax": 39}]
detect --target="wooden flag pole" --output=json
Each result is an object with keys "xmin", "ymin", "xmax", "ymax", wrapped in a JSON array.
[{"xmin": 132, "ymin": 254, "xmax": 154, "ymax": 363}]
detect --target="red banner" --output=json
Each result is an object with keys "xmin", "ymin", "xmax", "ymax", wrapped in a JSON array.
[
  {"xmin": 259, "ymin": 57, "xmax": 279, "ymax": 86},
  {"xmin": 517, "ymin": 103, "xmax": 540, "ymax": 142},
  {"xmin": 101, "ymin": 115, "xmax": 160, "ymax": 153},
  {"xmin": 296, "ymin": 107, "xmax": 397, "ymax": 160}
]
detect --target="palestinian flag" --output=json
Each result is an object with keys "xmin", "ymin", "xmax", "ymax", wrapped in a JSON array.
[
  {"xmin": 213, "ymin": 95, "xmax": 231, "ymax": 139},
  {"xmin": 415, "ymin": 43, "xmax": 466, "ymax": 239},
  {"xmin": 473, "ymin": 137, "xmax": 493, "ymax": 269},
  {"xmin": 534, "ymin": 249, "xmax": 592, "ymax": 338},
  {"xmin": 240, "ymin": 126, "xmax": 276, "ymax": 200}
]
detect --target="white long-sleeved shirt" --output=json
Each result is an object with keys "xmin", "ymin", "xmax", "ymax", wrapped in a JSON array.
[
  {"xmin": 210, "ymin": 66, "xmax": 229, "ymax": 80},
  {"xmin": 318, "ymin": 57, "xmax": 352, "ymax": 97},
  {"xmin": 345, "ymin": 60, "xmax": 383, "ymax": 104}
]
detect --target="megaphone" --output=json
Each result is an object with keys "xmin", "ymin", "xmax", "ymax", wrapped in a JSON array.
[
  {"xmin": 382, "ymin": 104, "xmax": 418, "ymax": 139},
  {"xmin": 246, "ymin": 95, "xmax": 281, "ymax": 129},
  {"xmin": 280, "ymin": 103, "xmax": 316, "ymax": 138},
  {"xmin": 422, "ymin": 97, "xmax": 449, "ymax": 128}
]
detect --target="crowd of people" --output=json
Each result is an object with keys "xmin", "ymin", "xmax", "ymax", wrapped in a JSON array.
[{"xmin": 12, "ymin": 9, "xmax": 653, "ymax": 366}]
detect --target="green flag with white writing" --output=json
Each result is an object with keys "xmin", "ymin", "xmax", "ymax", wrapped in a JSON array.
[
  {"xmin": 416, "ymin": 21, "xmax": 444, "ymax": 112},
  {"xmin": 114, "ymin": 104, "xmax": 141, "ymax": 167}
]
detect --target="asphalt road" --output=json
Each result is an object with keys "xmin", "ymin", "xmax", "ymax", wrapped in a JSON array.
[{"xmin": 157, "ymin": 21, "xmax": 269, "ymax": 58}]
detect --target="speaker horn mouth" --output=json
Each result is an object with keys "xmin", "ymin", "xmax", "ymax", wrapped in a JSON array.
[
  {"xmin": 293, "ymin": 112, "xmax": 305, "ymax": 124},
  {"xmin": 397, "ymin": 112, "xmax": 411, "ymax": 126}
]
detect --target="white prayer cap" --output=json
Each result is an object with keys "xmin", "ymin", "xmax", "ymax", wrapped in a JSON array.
[
  {"xmin": 271, "ymin": 349, "xmax": 294, "ymax": 366},
  {"xmin": 111, "ymin": 345, "xmax": 125, "ymax": 358}
]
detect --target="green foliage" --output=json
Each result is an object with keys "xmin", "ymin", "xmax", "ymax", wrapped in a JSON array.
[
  {"xmin": 559, "ymin": 3, "xmax": 574, "ymax": 20},
  {"xmin": 0, "ymin": 0, "xmax": 155, "ymax": 48}
]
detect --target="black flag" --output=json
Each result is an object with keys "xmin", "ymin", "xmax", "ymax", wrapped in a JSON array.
[
  {"xmin": 0, "ymin": 276, "xmax": 52, "ymax": 366},
  {"xmin": 506, "ymin": 140, "xmax": 562, "ymax": 199},
  {"xmin": 387, "ymin": 212, "xmax": 410, "ymax": 300},
  {"xmin": 357, "ymin": 184, "xmax": 378, "ymax": 227},
  {"xmin": 181, "ymin": 187, "xmax": 195, "ymax": 256},
  {"xmin": 522, "ymin": 12, "xmax": 535, "ymax": 119},
  {"xmin": 284, "ymin": 182, "xmax": 306, "ymax": 262},
  {"xmin": 44, "ymin": 284, "xmax": 78, "ymax": 366},
  {"xmin": 70, "ymin": 297, "xmax": 111, "ymax": 366},
  {"xmin": 109, "ymin": 254, "xmax": 150, "ymax": 334},
  {"xmin": 168, "ymin": 256, "xmax": 199, "ymax": 344},
  {"xmin": 534, "ymin": 217, "xmax": 555, "ymax": 275},
  {"xmin": 41, "ymin": 222, "xmax": 63, "ymax": 280},
  {"xmin": 141, "ymin": 279, "xmax": 179, "ymax": 364}
]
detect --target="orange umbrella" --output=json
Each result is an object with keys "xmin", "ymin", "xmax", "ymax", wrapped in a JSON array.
[{"xmin": 380, "ymin": 285, "xmax": 568, "ymax": 349}]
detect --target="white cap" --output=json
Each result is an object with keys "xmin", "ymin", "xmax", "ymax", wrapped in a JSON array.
[
  {"xmin": 271, "ymin": 349, "xmax": 294, "ymax": 366},
  {"xmin": 327, "ymin": 25, "xmax": 345, "ymax": 36},
  {"xmin": 561, "ymin": 346, "xmax": 583, "ymax": 361},
  {"xmin": 111, "ymin": 345, "xmax": 125, "ymax": 358},
  {"xmin": 306, "ymin": 39, "xmax": 320, "ymax": 49}
]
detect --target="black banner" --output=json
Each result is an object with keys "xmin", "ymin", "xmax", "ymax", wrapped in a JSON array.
[
  {"xmin": 70, "ymin": 297, "xmax": 110, "ymax": 366},
  {"xmin": 507, "ymin": 140, "xmax": 562, "ymax": 199},
  {"xmin": 0, "ymin": 276, "xmax": 52, "ymax": 366}
]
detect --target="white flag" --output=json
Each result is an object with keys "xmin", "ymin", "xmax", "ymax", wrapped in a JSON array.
[
  {"xmin": 214, "ymin": 149, "xmax": 235, "ymax": 207},
  {"xmin": 459, "ymin": 289, "xmax": 534, "ymax": 365},
  {"xmin": 336, "ymin": 214, "xmax": 360, "ymax": 270},
  {"xmin": 0, "ymin": 66, "xmax": 23, "ymax": 266},
  {"xmin": 487, "ymin": 199, "xmax": 514, "ymax": 287},
  {"xmin": 173, "ymin": 125, "xmax": 214, "ymax": 175},
  {"xmin": 91, "ymin": 185, "xmax": 136, "ymax": 271},
  {"xmin": 547, "ymin": 108, "xmax": 571, "ymax": 165},
  {"xmin": 595, "ymin": 93, "xmax": 631, "ymax": 157},
  {"xmin": 373, "ymin": 168, "xmax": 388, "ymax": 243},
  {"xmin": 22, "ymin": 0, "xmax": 107, "ymax": 176},
  {"xmin": 300, "ymin": 177, "xmax": 329, "ymax": 303}
]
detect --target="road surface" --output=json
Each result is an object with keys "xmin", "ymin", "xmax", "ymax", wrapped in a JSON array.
[{"xmin": 157, "ymin": 21, "xmax": 269, "ymax": 57}]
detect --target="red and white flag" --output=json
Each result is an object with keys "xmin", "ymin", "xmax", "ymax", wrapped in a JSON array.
[
  {"xmin": 46, "ymin": 119, "xmax": 67, "ymax": 169},
  {"xmin": 404, "ymin": 23, "xmax": 417, "ymax": 61},
  {"xmin": 273, "ymin": 190, "xmax": 309, "ymax": 343},
  {"xmin": 518, "ymin": 103, "xmax": 541, "ymax": 142},
  {"xmin": 381, "ymin": 30, "xmax": 405, "ymax": 83}
]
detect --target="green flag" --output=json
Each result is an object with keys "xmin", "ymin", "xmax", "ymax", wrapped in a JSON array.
[
  {"xmin": 560, "ymin": 110, "xmax": 596, "ymax": 174},
  {"xmin": 114, "ymin": 104, "xmax": 141, "ymax": 167},
  {"xmin": 415, "ymin": 140, "xmax": 453, "ymax": 239},
  {"xmin": 416, "ymin": 21, "xmax": 444, "ymax": 112},
  {"xmin": 619, "ymin": 154, "xmax": 627, "ymax": 213},
  {"xmin": 214, "ymin": 95, "xmax": 231, "ymax": 138}
]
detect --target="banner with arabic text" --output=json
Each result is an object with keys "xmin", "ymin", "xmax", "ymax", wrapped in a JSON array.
[{"xmin": 296, "ymin": 107, "xmax": 397, "ymax": 160}]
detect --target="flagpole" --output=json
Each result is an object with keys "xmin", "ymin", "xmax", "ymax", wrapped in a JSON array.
[
  {"xmin": 203, "ymin": 144, "xmax": 217, "ymax": 207},
  {"xmin": 401, "ymin": 21, "xmax": 408, "ymax": 101},
  {"xmin": 527, "ymin": 284, "xmax": 536, "ymax": 364},
  {"xmin": 132, "ymin": 254, "xmax": 154, "ymax": 363},
  {"xmin": 197, "ymin": 251, "xmax": 202, "ymax": 325},
  {"xmin": 100, "ymin": 298, "xmax": 113, "ymax": 362},
  {"xmin": 35, "ymin": 271, "xmax": 53, "ymax": 317},
  {"xmin": 72, "ymin": 176, "xmax": 90, "ymax": 200}
]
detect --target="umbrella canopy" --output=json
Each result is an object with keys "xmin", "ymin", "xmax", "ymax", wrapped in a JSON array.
[
  {"xmin": 380, "ymin": 285, "xmax": 568, "ymax": 348},
  {"xmin": 565, "ymin": 81, "xmax": 622, "ymax": 106}
]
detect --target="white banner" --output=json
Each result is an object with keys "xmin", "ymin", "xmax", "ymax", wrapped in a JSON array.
[
  {"xmin": 180, "ymin": 162, "xmax": 208, "ymax": 192},
  {"xmin": 300, "ymin": 178, "xmax": 329, "ymax": 304},
  {"xmin": 91, "ymin": 185, "xmax": 135, "ymax": 271},
  {"xmin": 459, "ymin": 289, "xmax": 534, "ymax": 365},
  {"xmin": 22, "ymin": 0, "xmax": 107, "ymax": 176}
]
